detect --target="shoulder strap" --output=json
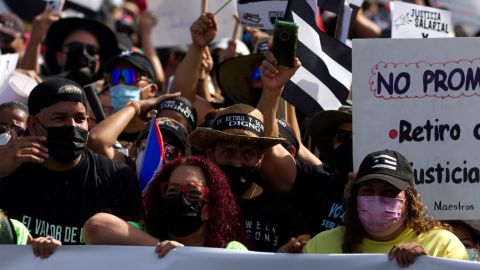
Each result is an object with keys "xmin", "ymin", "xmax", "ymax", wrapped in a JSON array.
[{"xmin": 0, "ymin": 215, "xmax": 17, "ymax": 244}]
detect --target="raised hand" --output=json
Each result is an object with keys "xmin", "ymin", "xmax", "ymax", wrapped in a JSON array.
[
  {"xmin": 190, "ymin": 13, "xmax": 218, "ymax": 48},
  {"xmin": 260, "ymin": 50, "xmax": 301, "ymax": 93},
  {"xmin": 138, "ymin": 92, "xmax": 181, "ymax": 120}
]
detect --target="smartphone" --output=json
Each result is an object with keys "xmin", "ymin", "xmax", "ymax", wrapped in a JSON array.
[
  {"xmin": 272, "ymin": 19, "xmax": 298, "ymax": 68},
  {"xmin": 44, "ymin": 0, "xmax": 65, "ymax": 12}
]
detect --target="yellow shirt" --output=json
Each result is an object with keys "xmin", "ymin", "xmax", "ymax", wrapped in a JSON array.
[{"xmin": 304, "ymin": 226, "xmax": 468, "ymax": 260}]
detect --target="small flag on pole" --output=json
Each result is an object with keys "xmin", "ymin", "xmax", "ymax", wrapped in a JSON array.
[{"xmin": 138, "ymin": 119, "xmax": 165, "ymax": 191}]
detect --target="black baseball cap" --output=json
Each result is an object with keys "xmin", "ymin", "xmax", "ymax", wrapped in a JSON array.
[
  {"xmin": 355, "ymin": 149, "xmax": 414, "ymax": 191},
  {"xmin": 0, "ymin": 13, "xmax": 24, "ymax": 36},
  {"xmin": 28, "ymin": 78, "xmax": 87, "ymax": 115},
  {"xmin": 104, "ymin": 51, "xmax": 156, "ymax": 82},
  {"xmin": 136, "ymin": 117, "xmax": 190, "ymax": 156}
]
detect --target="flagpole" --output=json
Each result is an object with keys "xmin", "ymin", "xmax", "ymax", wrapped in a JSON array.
[
  {"xmin": 201, "ymin": 0, "xmax": 208, "ymax": 14},
  {"xmin": 334, "ymin": 0, "xmax": 346, "ymax": 41},
  {"xmin": 334, "ymin": 0, "xmax": 362, "ymax": 44}
]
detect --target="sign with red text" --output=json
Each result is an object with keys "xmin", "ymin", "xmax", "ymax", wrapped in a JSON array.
[
  {"xmin": 391, "ymin": 1, "xmax": 453, "ymax": 38},
  {"xmin": 353, "ymin": 38, "xmax": 480, "ymax": 219}
]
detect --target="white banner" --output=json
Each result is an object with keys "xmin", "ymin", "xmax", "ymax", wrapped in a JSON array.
[
  {"xmin": 0, "ymin": 245, "xmax": 477, "ymax": 270},
  {"xmin": 390, "ymin": 1, "xmax": 453, "ymax": 38},
  {"xmin": 353, "ymin": 38, "xmax": 480, "ymax": 220},
  {"xmin": 149, "ymin": 0, "xmax": 237, "ymax": 47},
  {"xmin": 237, "ymin": 0, "xmax": 287, "ymax": 30},
  {"xmin": 432, "ymin": 0, "xmax": 480, "ymax": 36},
  {"xmin": 0, "ymin": 53, "xmax": 19, "ymax": 89}
]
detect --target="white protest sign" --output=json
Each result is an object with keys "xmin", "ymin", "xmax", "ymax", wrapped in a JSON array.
[
  {"xmin": 353, "ymin": 38, "xmax": 480, "ymax": 220},
  {"xmin": 0, "ymin": 53, "xmax": 18, "ymax": 89},
  {"xmin": 237, "ymin": 0, "xmax": 287, "ymax": 30},
  {"xmin": 149, "ymin": 0, "xmax": 237, "ymax": 47},
  {"xmin": 432, "ymin": 0, "xmax": 480, "ymax": 36},
  {"xmin": 68, "ymin": 0, "xmax": 103, "ymax": 12},
  {"xmin": 0, "ymin": 245, "xmax": 477, "ymax": 270},
  {"xmin": 390, "ymin": 1, "xmax": 453, "ymax": 38}
]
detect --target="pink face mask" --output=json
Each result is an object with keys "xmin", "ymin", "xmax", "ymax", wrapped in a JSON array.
[{"xmin": 357, "ymin": 195, "xmax": 406, "ymax": 238}]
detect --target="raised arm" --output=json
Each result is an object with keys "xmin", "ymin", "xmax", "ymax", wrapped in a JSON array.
[
  {"xmin": 170, "ymin": 12, "xmax": 217, "ymax": 102},
  {"xmin": 256, "ymin": 50, "xmax": 300, "ymax": 195},
  {"xmin": 87, "ymin": 93, "xmax": 180, "ymax": 161},
  {"xmin": 138, "ymin": 11, "xmax": 166, "ymax": 91},
  {"xmin": 18, "ymin": 10, "xmax": 60, "ymax": 73},
  {"xmin": 285, "ymin": 102, "xmax": 322, "ymax": 166}
]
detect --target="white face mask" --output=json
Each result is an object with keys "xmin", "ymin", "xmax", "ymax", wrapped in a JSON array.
[{"xmin": 0, "ymin": 132, "xmax": 11, "ymax": 145}]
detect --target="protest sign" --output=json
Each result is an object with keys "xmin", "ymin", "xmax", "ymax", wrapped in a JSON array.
[
  {"xmin": 68, "ymin": 0, "xmax": 103, "ymax": 12},
  {"xmin": 391, "ymin": 1, "xmax": 453, "ymax": 38},
  {"xmin": 237, "ymin": 0, "xmax": 287, "ymax": 30},
  {"xmin": 0, "ymin": 245, "xmax": 477, "ymax": 270},
  {"xmin": 432, "ymin": 0, "xmax": 480, "ymax": 36},
  {"xmin": 149, "ymin": 0, "xmax": 237, "ymax": 47},
  {"xmin": 353, "ymin": 38, "xmax": 480, "ymax": 219},
  {"xmin": 0, "ymin": 53, "xmax": 18, "ymax": 88}
]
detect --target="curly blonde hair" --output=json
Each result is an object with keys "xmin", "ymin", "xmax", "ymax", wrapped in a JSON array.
[{"xmin": 342, "ymin": 185, "xmax": 450, "ymax": 253}]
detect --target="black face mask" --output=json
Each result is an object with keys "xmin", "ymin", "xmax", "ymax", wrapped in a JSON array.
[
  {"xmin": 160, "ymin": 194, "xmax": 205, "ymax": 237},
  {"xmin": 218, "ymin": 165, "xmax": 258, "ymax": 196},
  {"xmin": 44, "ymin": 126, "xmax": 89, "ymax": 164},
  {"xmin": 252, "ymin": 87, "xmax": 263, "ymax": 106},
  {"xmin": 331, "ymin": 141, "xmax": 353, "ymax": 174},
  {"xmin": 64, "ymin": 48, "xmax": 97, "ymax": 75},
  {"xmin": 1, "ymin": 47, "xmax": 16, "ymax": 54}
]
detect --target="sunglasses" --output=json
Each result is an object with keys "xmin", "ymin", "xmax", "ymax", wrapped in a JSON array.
[
  {"xmin": 109, "ymin": 67, "xmax": 146, "ymax": 85},
  {"xmin": 64, "ymin": 42, "xmax": 100, "ymax": 56},
  {"xmin": 160, "ymin": 182, "xmax": 209, "ymax": 202},
  {"xmin": 0, "ymin": 33, "xmax": 17, "ymax": 44},
  {"xmin": 0, "ymin": 124, "xmax": 25, "ymax": 136},
  {"xmin": 335, "ymin": 129, "xmax": 352, "ymax": 144},
  {"xmin": 251, "ymin": 67, "xmax": 261, "ymax": 81}
]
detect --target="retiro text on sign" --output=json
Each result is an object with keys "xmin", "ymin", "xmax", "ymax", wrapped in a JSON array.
[{"xmin": 353, "ymin": 38, "xmax": 480, "ymax": 219}]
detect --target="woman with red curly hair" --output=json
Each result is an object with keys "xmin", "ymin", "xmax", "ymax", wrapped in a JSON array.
[{"xmin": 82, "ymin": 156, "xmax": 246, "ymax": 256}]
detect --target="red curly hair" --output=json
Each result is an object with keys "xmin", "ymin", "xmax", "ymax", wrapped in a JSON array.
[{"xmin": 142, "ymin": 156, "xmax": 245, "ymax": 248}]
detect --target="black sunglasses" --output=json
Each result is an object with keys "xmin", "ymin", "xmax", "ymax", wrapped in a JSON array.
[
  {"xmin": 0, "ymin": 33, "xmax": 17, "ymax": 44},
  {"xmin": 64, "ymin": 42, "xmax": 100, "ymax": 56},
  {"xmin": 335, "ymin": 129, "xmax": 352, "ymax": 144}
]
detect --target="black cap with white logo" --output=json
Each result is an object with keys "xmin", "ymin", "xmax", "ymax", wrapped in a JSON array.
[{"xmin": 355, "ymin": 149, "xmax": 414, "ymax": 191}]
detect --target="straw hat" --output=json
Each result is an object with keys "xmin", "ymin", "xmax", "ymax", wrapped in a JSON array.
[
  {"xmin": 215, "ymin": 37, "xmax": 270, "ymax": 106},
  {"xmin": 189, "ymin": 103, "xmax": 284, "ymax": 149}
]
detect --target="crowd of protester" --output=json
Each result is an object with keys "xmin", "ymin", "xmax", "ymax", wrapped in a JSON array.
[{"xmin": 0, "ymin": 0, "xmax": 478, "ymax": 267}]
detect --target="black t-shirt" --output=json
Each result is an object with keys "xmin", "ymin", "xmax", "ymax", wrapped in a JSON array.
[
  {"xmin": 239, "ymin": 191, "xmax": 309, "ymax": 252},
  {"xmin": 286, "ymin": 159, "xmax": 347, "ymax": 236},
  {"xmin": 0, "ymin": 149, "xmax": 141, "ymax": 245}
]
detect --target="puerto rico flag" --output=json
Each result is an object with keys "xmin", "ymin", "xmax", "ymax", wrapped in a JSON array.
[{"xmin": 138, "ymin": 119, "xmax": 165, "ymax": 191}]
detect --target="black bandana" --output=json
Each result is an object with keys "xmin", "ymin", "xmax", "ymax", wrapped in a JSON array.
[{"xmin": 213, "ymin": 113, "xmax": 265, "ymax": 137}]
